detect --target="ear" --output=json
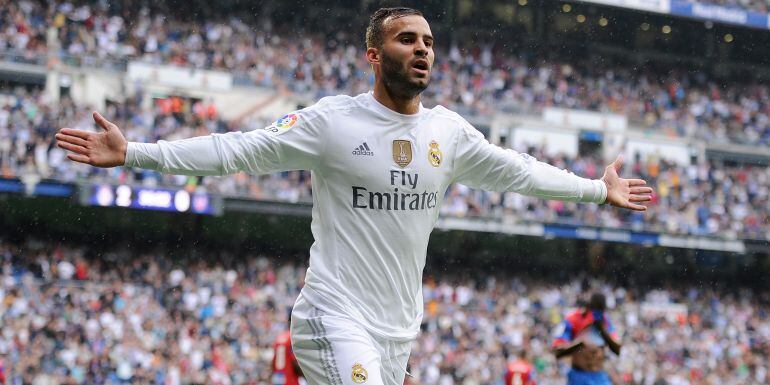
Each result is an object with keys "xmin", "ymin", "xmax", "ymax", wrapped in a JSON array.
[{"xmin": 366, "ymin": 47, "xmax": 380, "ymax": 65}]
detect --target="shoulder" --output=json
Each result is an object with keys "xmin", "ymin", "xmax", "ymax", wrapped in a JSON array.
[
  {"xmin": 429, "ymin": 105, "xmax": 482, "ymax": 138},
  {"xmin": 308, "ymin": 94, "xmax": 362, "ymax": 115},
  {"xmin": 264, "ymin": 94, "xmax": 356, "ymax": 135},
  {"xmin": 429, "ymin": 105, "xmax": 469, "ymax": 126},
  {"xmin": 316, "ymin": 94, "xmax": 358, "ymax": 109},
  {"xmin": 565, "ymin": 310, "xmax": 584, "ymax": 324},
  {"xmin": 294, "ymin": 93, "xmax": 363, "ymax": 126}
]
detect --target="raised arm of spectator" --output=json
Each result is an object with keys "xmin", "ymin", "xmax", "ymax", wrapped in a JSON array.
[
  {"xmin": 56, "ymin": 109, "xmax": 325, "ymax": 175},
  {"xmin": 452, "ymin": 120, "xmax": 652, "ymax": 210}
]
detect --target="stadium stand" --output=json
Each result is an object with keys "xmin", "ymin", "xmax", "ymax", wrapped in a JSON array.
[
  {"xmin": 1, "ymin": 238, "xmax": 768, "ymax": 385},
  {"xmin": 1, "ymin": 1, "xmax": 770, "ymax": 385},
  {"xmin": 2, "ymin": 86, "xmax": 768, "ymax": 241},
  {"xmin": 1, "ymin": 1, "xmax": 769, "ymax": 145}
]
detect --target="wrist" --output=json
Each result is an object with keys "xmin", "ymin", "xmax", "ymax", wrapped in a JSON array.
[
  {"xmin": 599, "ymin": 177, "xmax": 608, "ymax": 204},
  {"xmin": 120, "ymin": 142, "xmax": 128, "ymax": 166}
]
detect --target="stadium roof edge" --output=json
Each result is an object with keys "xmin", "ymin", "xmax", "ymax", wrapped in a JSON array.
[{"xmin": 573, "ymin": 0, "xmax": 770, "ymax": 31}]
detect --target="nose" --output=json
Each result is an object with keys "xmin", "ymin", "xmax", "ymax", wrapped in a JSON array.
[{"xmin": 415, "ymin": 40, "xmax": 428, "ymax": 57}]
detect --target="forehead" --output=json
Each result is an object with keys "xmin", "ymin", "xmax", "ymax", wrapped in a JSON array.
[{"xmin": 383, "ymin": 15, "xmax": 432, "ymax": 37}]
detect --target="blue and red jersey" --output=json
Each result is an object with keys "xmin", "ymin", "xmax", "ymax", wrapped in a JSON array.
[{"xmin": 553, "ymin": 309, "xmax": 618, "ymax": 348}]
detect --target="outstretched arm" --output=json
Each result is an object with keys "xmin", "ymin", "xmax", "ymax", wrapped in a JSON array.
[
  {"xmin": 56, "ymin": 110, "xmax": 323, "ymax": 176},
  {"xmin": 452, "ymin": 123, "xmax": 652, "ymax": 210}
]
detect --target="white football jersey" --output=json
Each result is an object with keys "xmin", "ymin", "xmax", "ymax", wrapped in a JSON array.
[{"xmin": 126, "ymin": 92, "xmax": 606, "ymax": 340}]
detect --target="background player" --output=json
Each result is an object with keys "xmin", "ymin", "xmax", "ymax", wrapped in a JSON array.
[
  {"xmin": 552, "ymin": 293, "xmax": 621, "ymax": 385},
  {"xmin": 273, "ymin": 319, "xmax": 304, "ymax": 385},
  {"xmin": 504, "ymin": 349, "xmax": 536, "ymax": 385}
]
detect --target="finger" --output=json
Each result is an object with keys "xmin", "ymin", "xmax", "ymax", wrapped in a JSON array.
[
  {"xmin": 59, "ymin": 128, "xmax": 91, "ymax": 140},
  {"xmin": 93, "ymin": 111, "xmax": 115, "ymax": 131},
  {"xmin": 67, "ymin": 153, "xmax": 90, "ymax": 163},
  {"xmin": 625, "ymin": 203, "xmax": 648, "ymax": 211},
  {"xmin": 630, "ymin": 187, "xmax": 653, "ymax": 194},
  {"xmin": 612, "ymin": 155, "xmax": 623, "ymax": 172},
  {"xmin": 57, "ymin": 141, "xmax": 88, "ymax": 155},
  {"xmin": 629, "ymin": 195, "xmax": 652, "ymax": 203},
  {"xmin": 55, "ymin": 133, "xmax": 89, "ymax": 148},
  {"xmin": 626, "ymin": 179, "xmax": 647, "ymax": 187}
]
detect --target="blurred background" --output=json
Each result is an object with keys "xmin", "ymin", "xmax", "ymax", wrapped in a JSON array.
[{"xmin": 0, "ymin": 0, "xmax": 769, "ymax": 384}]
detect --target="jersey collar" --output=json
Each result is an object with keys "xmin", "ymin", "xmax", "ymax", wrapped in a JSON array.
[{"xmin": 366, "ymin": 91, "xmax": 425, "ymax": 123}]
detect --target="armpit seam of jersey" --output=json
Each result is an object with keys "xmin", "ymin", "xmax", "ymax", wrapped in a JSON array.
[
  {"xmin": 304, "ymin": 96, "xmax": 355, "ymax": 174},
  {"xmin": 447, "ymin": 116, "xmax": 477, "ymax": 185}
]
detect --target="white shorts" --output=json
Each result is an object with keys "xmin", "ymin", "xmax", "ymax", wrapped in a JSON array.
[{"xmin": 290, "ymin": 294, "xmax": 412, "ymax": 385}]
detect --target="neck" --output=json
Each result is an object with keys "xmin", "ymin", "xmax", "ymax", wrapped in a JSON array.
[{"xmin": 373, "ymin": 82, "xmax": 421, "ymax": 115}]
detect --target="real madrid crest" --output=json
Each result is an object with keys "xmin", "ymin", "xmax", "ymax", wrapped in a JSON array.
[
  {"xmin": 392, "ymin": 140, "xmax": 413, "ymax": 168},
  {"xmin": 351, "ymin": 363, "xmax": 368, "ymax": 383},
  {"xmin": 428, "ymin": 140, "xmax": 442, "ymax": 167}
]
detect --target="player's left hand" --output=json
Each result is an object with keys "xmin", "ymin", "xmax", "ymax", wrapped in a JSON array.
[{"xmin": 601, "ymin": 155, "xmax": 653, "ymax": 211}]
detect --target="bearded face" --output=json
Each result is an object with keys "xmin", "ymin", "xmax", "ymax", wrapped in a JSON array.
[
  {"xmin": 372, "ymin": 15, "xmax": 434, "ymax": 99},
  {"xmin": 379, "ymin": 48, "xmax": 431, "ymax": 98}
]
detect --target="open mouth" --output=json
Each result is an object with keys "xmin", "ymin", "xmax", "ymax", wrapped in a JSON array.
[{"xmin": 411, "ymin": 60, "xmax": 430, "ymax": 74}]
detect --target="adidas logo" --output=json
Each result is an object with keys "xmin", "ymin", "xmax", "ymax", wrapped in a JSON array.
[{"xmin": 352, "ymin": 142, "xmax": 374, "ymax": 156}]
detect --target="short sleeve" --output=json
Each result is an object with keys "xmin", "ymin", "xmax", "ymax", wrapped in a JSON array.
[{"xmin": 552, "ymin": 320, "xmax": 574, "ymax": 347}]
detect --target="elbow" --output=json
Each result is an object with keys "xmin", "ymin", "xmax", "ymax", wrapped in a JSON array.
[{"xmin": 519, "ymin": 176, "xmax": 536, "ymax": 196}]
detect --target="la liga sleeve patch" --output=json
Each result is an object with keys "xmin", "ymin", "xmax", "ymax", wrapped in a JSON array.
[{"xmin": 265, "ymin": 113, "xmax": 300, "ymax": 135}]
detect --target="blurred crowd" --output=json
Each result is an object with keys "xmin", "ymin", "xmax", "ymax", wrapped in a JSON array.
[
  {"xmin": 2, "ymin": 86, "xmax": 769, "ymax": 241},
  {"xmin": 0, "ymin": 87, "xmax": 312, "ymax": 203},
  {"xmin": 1, "ymin": 238, "xmax": 769, "ymax": 385},
  {"xmin": 1, "ymin": 238, "xmax": 302, "ymax": 385},
  {"xmin": 1, "ymin": 0, "xmax": 769, "ymax": 146}
]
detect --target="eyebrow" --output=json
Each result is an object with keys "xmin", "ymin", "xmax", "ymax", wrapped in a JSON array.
[{"xmin": 395, "ymin": 31, "xmax": 434, "ymax": 41}]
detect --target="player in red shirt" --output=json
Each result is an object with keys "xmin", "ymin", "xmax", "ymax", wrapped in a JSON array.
[
  {"xmin": 0, "ymin": 358, "xmax": 5, "ymax": 385},
  {"xmin": 272, "ymin": 329, "xmax": 303, "ymax": 385},
  {"xmin": 504, "ymin": 350, "xmax": 536, "ymax": 385}
]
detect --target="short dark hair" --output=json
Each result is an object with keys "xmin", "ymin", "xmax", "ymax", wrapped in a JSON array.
[
  {"xmin": 366, "ymin": 7, "xmax": 423, "ymax": 49},
  {"xmin": 588, "ymin": 292, "xmax": 607, "ymax": 311}
]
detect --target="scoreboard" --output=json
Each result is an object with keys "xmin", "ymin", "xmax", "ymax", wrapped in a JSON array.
[{"xmin": 86, "ymin": 184, "xmax": 220, "ymax": 215}]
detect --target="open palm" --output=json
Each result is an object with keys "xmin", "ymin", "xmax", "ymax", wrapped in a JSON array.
[
  {"xmin": 55, "ymin": 112, "xmax": 128, "ymax": 168},
  {"xmin": 602, "ymin": 156, "xmax": 653, "ymax": 211}
]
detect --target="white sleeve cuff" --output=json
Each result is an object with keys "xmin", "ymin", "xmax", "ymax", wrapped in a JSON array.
[
  {"xmin": 125, "ymin": 142, "xmax": 161, "ymax": 170},
  {"xmin": 577, "ymin": 178, "xmax": 608, "ymax": 204},
  {"xmin": 594, "ymin": 178, "xmax": 608, "ymax": 204}
]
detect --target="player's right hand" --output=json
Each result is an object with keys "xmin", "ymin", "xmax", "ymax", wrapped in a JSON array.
[{"xmin": 56, "ymin": 111, "xmax": 128, "ymax": 167}]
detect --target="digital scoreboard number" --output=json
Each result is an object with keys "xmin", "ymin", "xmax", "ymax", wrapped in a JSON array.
[{"xmin": 88, "ymin": 185, "xmax": 216, "ymax": 215}]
